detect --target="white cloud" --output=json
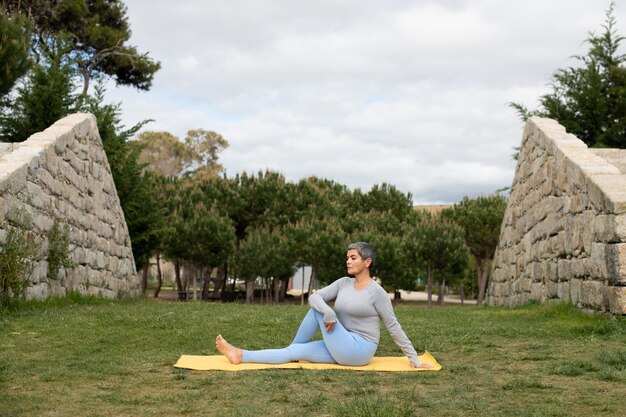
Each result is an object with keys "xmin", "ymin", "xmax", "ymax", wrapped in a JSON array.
[{"xmin": 109, "ymin": 0, "xmax": 626, "ymax": 203}]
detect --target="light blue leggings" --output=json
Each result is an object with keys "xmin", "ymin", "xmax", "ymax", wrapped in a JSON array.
[{"xmin": 242, "ymin": 309, "xmax": 378, "ymax": 366}]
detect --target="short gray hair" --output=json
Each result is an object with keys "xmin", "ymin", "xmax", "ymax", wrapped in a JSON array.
[{"xmin": 347, "ymin": 242, "xmax": 377, "ymax": 267}]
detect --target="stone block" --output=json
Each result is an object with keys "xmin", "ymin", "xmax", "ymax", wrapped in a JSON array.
[
  {"xmin": 96, "ymin": 251, "xmax": 106, "ymax": 269},
  {"xmin": 26, "ymin": 181, "xmax": 44, "ymax": 209},
  {"xmin": 44, "ymin": 147, "xmax": 59, "ymax": 176},
  {"xmin": 581, "ymin": 213, "xmax": 596, "ymax": 255},
  {"xmin": 549, "ymin": 233, "xmax": 566, "ymax": 258},
  {"xmin": 544, "ymin": 261, "xmax": 559, "ymax": 282},
  {"xmin": 47, "ymin": 128, "xmax": 74, "ymax": 155},
  {"xmin": 573, "ymin": 153, "xmax": 620, "ymax": 176},
  {"xmin": 530, "ymin": 283, "xmax": 543, "ymax": 301},
  {"xmin": 594, "ymin": 214, "xmax": 619, "ymax": 242},
  {"xmin": 27, "ymin": 283, "xmax": 49, "ymax": 300},
  {"xmin": 558, "ymin": 281, "xmax": 571, "ymax": 302},
  {"xmin": 590, "ymin": 242, "xmax": 609, "ymax": 280},
  {"xmin": 569, "ymin": 195, "xmax": 587, "ymax": 214},
  {"xmin": 605, "ymin": 243, "xmax": 626, "ymax": 285},
  {"xmin": 544, "ymin": 281, "xmax": 558, "ymax": 299},
  {"xmin": 84, "ymin": 249, "xmax": 96, "ymax": 267},
  {"xmin": 570, "ymin": 279, "xmax": 582, "ymax": 305},
  {"xmin": 88, "ymin": 269, "xmax": 103, "ymax": 286},
  {"xmin": 571, "ymin": 257, "xmax": 591, "ymax": 278},
  {"xmin": 108, "ymin": 256, "xmax": 119, "ymax": 272},
  {"xmin": 27, "ymin": 149, "xmax": 45, "ymax": 175},
  {"xmin": 71, "ymin": 227, "xmax": 84, "ymax": 244},
  {"xmin": 614, "ymin": 215, "xmax": 626, "ymax": 241},
  {"xmin": 87, "ymin": 286, "xmax": 100, "ymax": 297},
  {"xmin": 607, "ymin": 286, "xmax": 626, "ymax": 314},
  {"xmin": 69, "ymin": 265, "xmax": 87, "ymax": 283},
  {"xmin": 565, "ymin": 159, "xmax": 588, "ymax": 194},
  {"xmin": 96, "ymin": 237, "xmax": 111, "ymax": 252},
  {"xmin": 587, "ymin": 174, "xmax": 626, "ymax": 214},
  {"xmin": 581, "ymin": 280, "xmax": 604, "ymax": 309},
  {"xmin": 32, "ymin": 213, "xmax": 53, "ymax": 234},
  {"xmin": 68, "ymin": 151, "xmax": 86, "ymax": 175},
  {"xmin": 100, "ymin": 288, "xmax": 116, "ymax": 299},
  {"xmin": 585, "ymin": 177, "xmax": 605, "ymax": 212},
  {"xmin": 30, "ymin": 261, "xmax": 47, "ymax": 284},
  {"xmin": 557, "ymin": 259, "xmax": 571, "ymax": 281},
  {"xmin": 0, "ymin": 163, "xmax": 27, "ymax": 193}
]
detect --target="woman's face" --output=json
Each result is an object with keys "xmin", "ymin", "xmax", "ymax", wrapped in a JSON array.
[{"xmin": 346, "ymin": 249, "xmax": 371, "ymax": 276}]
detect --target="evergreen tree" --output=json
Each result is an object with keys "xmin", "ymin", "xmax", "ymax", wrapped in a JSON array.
[
  {"xmin": 442, "ymin": 194, "xmax": 507, "ymax": 305},
  {"xmin": 4, "ymin": 0, "xmax": 160, "ymax": 99},
  {"xmin": 404, "ymin": 213, "xmax": 469, "ymax": 308},
  {"xmin": 511, "ymin": 3, "xmax": 626, "ymax": 148},
  {"xmin": 0, "ymin": 10, "xmax": 31, "ymax": 104},
  {"xmin": 1, "ymin": 46, "xmax": 74, "ymax": 142}
]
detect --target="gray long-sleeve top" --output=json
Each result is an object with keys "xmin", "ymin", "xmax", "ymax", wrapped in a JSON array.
[{"xmin": 308, "ymin": 276, "xmax": 421, "ymax": 366}]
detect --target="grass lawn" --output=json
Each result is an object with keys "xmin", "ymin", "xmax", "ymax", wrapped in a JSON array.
[{"xmin": 1, "ymin": 297, "xmax": 625, "ymax": 417}]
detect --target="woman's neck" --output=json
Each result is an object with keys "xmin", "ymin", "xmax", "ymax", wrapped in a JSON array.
[{"xmin": 354, "ymin": 272, "xmax": 372, "ymax": 285}]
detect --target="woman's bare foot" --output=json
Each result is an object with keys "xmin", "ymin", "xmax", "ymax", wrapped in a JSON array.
[
  {"xmin": 215, "ymin": 334, "xmax": 243, "ymax": 364},
  {"xmin": 415, "ymin": 362, "xmax": 434, "ymax": 369}
]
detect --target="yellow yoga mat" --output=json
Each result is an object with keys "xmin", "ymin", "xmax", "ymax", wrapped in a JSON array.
[{"xmin": 174, "ymin": 351, "xmax": 441, "ymax": 372}]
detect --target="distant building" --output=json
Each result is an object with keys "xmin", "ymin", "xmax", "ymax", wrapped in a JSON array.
[{"xmin": 288, "ymin": 265, "xmax": 318, "ymax": 294}]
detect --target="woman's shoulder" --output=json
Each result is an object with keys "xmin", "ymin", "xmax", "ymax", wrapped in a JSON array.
[
  {"xmin": 367, "ymin": 280, "xmax": 390, "ymax": 298},
  {"xmin": 334, "ymin": 276, "xmax": 354, "ymax": 287}
]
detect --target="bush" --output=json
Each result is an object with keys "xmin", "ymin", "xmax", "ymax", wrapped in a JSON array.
[{"xmin": 0, "ymin": 209, "xmax": 38, "ymax": 305}]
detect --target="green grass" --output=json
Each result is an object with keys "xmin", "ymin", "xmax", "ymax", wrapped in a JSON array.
[{"xmin": 1, "ymin": 298, "xmax": 625, "ymax": 417}]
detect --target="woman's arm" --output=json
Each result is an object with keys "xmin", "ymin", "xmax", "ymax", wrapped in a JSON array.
[
  {"xmin": 308, "ymin": 277, "xmax": 349, "ymax": 324},
  {"xmin": 372, "ymin": 287, "xmax": 421, "ymax": 366}
]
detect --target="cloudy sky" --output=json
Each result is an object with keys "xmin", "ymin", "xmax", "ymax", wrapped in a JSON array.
[{"xmin": 107, "ymin": 0, "xmax": 625, "ymax": 204}]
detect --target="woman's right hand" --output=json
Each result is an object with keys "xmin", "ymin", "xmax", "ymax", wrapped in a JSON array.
[{"xmin": 324, "ymin": 321, "xmax": 335, "ymax": 333}]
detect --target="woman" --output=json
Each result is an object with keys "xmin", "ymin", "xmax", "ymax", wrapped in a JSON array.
[{"xmin": 216, "ymin": 242, "xmax": 432, "ymax": 368}]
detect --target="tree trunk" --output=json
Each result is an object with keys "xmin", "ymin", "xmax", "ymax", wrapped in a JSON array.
[
  {"xmin": 246, "ymin": 280, "xmax": 254, "ymax": 304},
  {"xmin": 153, "ymin": 253, "xmax": 163, "ymax": 298},
  {"xmin": 460, "ymin": 284, "xmax": 465, "ymax": 305},
  {"xmin": 192, "ymin": 265, "xmax": 197, "ymax": 301},
  {"xmin": 300, "ymin": 266, "xmax": 306, "ymax": 306},
  {"xmin": 279, "ymin": 278, "xmax": 288, "ymax": 303},
  {"xmin": 220, "ymin": 263, "xmax": 229, "ymax": 302},
  {"xmin": 140, "ymin": 266, "xmax": 148, "ymax": 294},
  {"xmin": 273, "ymin": 278, "xmax": 280, "ymax": 304},
  {"xmin": 213, "ymin": 264, "xmax": 225, "ymax": 299},
  {"xmin": 230, "ymin": 267, "xmax": 236, "ymax": 292},
  {"xmin": 394, "ymin": 289, "xmax": 402, "ymax": 301},
  {"xmin": 182, "ymin": 262, "xmax": 190, "ymax": 297},
  {"xmin": 174, "ymin": 262, "xmax": 185, "ymax": 301},
  {"xmin": 308, "ymin": 266, "xmax": 317, "ymax": 297},
  {"xmin": 438, "ymin": 277, "xmax": 446, "ymax": 306},
  {"xmin": 220, "ymin": 274, "xmax": 228, "ymax": 301},
  {"xmin": 75, "ymin": 69, "xmax": 91, "ymax": 109},
  {"xmin": 477, "ymin": 258, "xmax": 489, "ymax": 305},
  {"xmin": 266, "ymin": 278, "xmax": 272, "ymax": 304},
  {"xmin": 202, "ymin": 266, "xmax": 214, "ymax": 300},
  {"xmin": 427, "ymin": 266, "xmax": 433, "ymax": 308}
]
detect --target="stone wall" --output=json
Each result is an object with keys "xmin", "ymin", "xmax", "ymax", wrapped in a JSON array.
[
  {"xmin": 0, "ymin": 113, "xmax": 139, "ymax": 299},
  {"xmin": 489, "ymin": 117, "xmax": 626, "ymax": 314}
]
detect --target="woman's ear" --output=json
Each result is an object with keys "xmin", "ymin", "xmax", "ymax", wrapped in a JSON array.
[{"xmin": 364, "ymin": 258, "xmax": 372, "ymax": 268}]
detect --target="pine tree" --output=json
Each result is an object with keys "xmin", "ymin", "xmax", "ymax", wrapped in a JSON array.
[{"xmin": 511, "ymin": 3, "xmax": 626, "ymax": 148}]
